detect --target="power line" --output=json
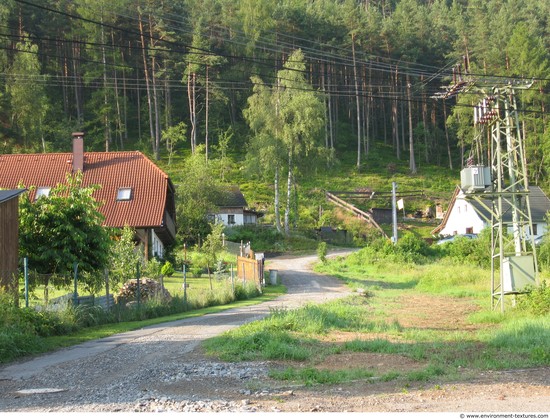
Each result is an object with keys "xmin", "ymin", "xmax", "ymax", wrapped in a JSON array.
[
  {"xmin": 1, "ymin": 70, "xmax": 547, "ymax": 117},
  {"xmin": 5, "ymin": 0, "xmax": 548, "ymax": 120},
  {"xmin": 10, "ymin": 0, "xmax": 455, "ymax": 83},
  {"xmin": 8, "ymin": 0, "xmax": 550, "ymax": 96}
]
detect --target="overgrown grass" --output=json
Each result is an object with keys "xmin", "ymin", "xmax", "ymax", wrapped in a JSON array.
[
  {"xmin": 270, "ymin": 366, "xmax": 377, "ymax": 386},
  {"xmin": 0, "ymin": 284, "xmax": 286, "ymax": 364},
  {"xmin": 204, "ymin": 243, "xmax": 550, "ymax": 388},
  {"xmin": 203, "ymin": 295, "xmax": 404, "ymax": 362},
  {"xmin": 223, "ymin": 225, "xmax": 319, "ymax": 253}
]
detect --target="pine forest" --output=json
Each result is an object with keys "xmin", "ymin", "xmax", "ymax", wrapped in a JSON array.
[{"xmin": 1, "ymin": 0, "xmax": 549, "ymax": 226}]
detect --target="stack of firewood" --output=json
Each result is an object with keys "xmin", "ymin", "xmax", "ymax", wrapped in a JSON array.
[{"xmin": 116, "ymin": 278, "xmax": 171, "ymax": 304}]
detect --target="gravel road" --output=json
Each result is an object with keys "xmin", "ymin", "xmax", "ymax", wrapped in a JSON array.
[
  {"xmin": 1, "ymin": 250, "xmax": 549, "ymax": 413},
  {"xmin": 0, "ymin": 251, "xmax": 352, "ymax": 412}
]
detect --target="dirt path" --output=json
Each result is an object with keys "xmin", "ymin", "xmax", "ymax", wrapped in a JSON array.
[{"xmin": 0, "ymin": 251, "xmax": 548, "ymax": 413}]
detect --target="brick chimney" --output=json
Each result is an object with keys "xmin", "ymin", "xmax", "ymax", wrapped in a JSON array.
[{"xmin": 72, "ymin": 132, "xmax": 84, "ymax": 172}]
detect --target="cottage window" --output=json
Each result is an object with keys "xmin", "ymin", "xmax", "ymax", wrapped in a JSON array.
[
  {"xmin": 117, "ymin": 187, "xmax": 132, "ymax": 201},
  {"xmin": 228, "ymin": 214, "xmax": 235, "ymax": 225},
  {"xmin": 35, "ymin": 187, "xmax": 51, "ymax": 200}
]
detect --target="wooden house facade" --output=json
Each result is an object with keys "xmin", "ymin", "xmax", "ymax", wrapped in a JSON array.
[{"xmin": 0, "ymin": 189, "xmax": 26, "ymax": 301}]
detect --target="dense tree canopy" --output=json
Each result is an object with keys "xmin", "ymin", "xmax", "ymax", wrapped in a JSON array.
[{"xmin": 1, "ymin": 0, "xmax": 549, "ymax": 238}]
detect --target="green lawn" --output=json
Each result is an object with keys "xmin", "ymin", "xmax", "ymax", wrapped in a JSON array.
[{"xmin": 20, "ymin": 267, "xmax": 242, "ymax": 305}]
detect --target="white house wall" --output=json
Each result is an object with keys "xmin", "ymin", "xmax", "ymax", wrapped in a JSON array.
[
  {"xmin": 506, "ymin": 223, "xmax": 546, "ymax": 238},
  {"xmin": 440, "ymin": 197, "xmax": 486, "ymax": 236},
  {"xmin": 151, "ymin": 229, "xmax": 165, "ymax": 259},
  {"xmin": 218, "ymin": 213, "xmax": 245, "ymax": 226},
  {"xmin": 441, "ymin": 195, "xmax": 547, "ymax": 239},
  {"xmin": 535, "ymin": 223, "xmax": 547, "ymax": 237}
]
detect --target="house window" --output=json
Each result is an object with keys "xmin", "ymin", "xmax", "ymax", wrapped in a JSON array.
[
  {"xmin": 228, "ymin": 214, "xmax": 235, "ymax": 225},
  {"xmin": 117, "ymin": 187, "xmax": 132, "ymax": 201},
  {"xmin": 532, "ymin": 224, "xmax": 538, "ymax": 235},
  {"xmin": 35, "ymin": 187, "xmax": 51, "ymax": 200},
  {"xmin": 466, "ymin": 227, "xmax": 474, "ymax": 234}
]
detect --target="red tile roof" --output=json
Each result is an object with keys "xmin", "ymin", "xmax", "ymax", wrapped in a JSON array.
[{"xmin": 0, "ymin": 151, "xmax": 172, "ymax": 229}]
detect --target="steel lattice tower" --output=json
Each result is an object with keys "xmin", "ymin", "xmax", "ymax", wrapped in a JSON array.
[{"xmin": 464, "ymin": 84, "xmax": 538, "ymax": 312}]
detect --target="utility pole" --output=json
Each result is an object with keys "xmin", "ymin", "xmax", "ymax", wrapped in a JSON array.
[{"xmin": 391, "ymin": 182, "xmax": 398, "ymax": 244}]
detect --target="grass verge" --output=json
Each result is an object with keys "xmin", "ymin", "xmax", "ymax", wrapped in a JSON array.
[
  {"xmin": 0, "ymin": 285, "xmax": 286, "ymax": 364},
  {"xmin": 203, "ymin": 254, "xmax": 549, "ymax": 387}
]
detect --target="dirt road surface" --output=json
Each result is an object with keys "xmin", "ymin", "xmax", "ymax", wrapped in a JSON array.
[{"xmin": 0, "ymin": 251, "xmax": 549, "ymax": 413}]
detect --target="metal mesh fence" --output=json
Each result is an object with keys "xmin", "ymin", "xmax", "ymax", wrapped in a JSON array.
[{"xmin": 223, "ymin": 240, "xmax": 243, "ymax": 255}]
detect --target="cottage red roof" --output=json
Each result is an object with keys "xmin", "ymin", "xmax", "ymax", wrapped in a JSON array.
[{"xmin": 0, "ymin": 151, "xmax": 172, "ymax": 229}]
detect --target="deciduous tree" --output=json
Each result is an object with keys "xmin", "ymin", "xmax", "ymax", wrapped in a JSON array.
[
  {"xmin": 19, "ymin": 173, "xmax": 112, "ymax": 299},
  {"xmin": 244, "ymin": 49, "xmax": 326, "ymax": 235},
  {"xmin": 175, "ymin": 145, "xmax": 225, "ymax": 244}
]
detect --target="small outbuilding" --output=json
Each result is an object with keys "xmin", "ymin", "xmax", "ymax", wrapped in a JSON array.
[
  {"xmin": 212, "ymin": 186, "xmax": 263, "ymax": 226},
  {"xmin": 0, "ymin": 189, "xmax": 26, "ymax": 301}
]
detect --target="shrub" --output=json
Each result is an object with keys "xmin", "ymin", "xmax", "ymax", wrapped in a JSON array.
[
  {"xmin": 395, "ymin": 233, "xmax": 431, "ymax": 262},
  {"xmin": 0, "ymin": 292, "xmax": 79, "ymax": 347},
  {"xmin": 537, "ymin": 238, "xmax": 550, "ymax": 271},
  {"xmin": 0, "ymin": 329, "xmax": 43, "ymax": 363},
  {"xmin": 317, "ymin": 241, "xmax": 327, "ymax": 263},
  {"xmin": 234, "ymin": 281, "xmax": 261, "ymax": 300},
  {"xmin": 347, "ymin": 220, "xmax": 385, "ymax": 247},
  {"xmin": 438, "ymin": 229, "xmax": 492, "ymax": 269},
  {"xmin": 143, "ymin": 257, "xmax": 162, "ymax": 280},
  {"xmin": 515, "ymin": 281, "xmax": 550, "ymax": 316},
  {"xmin": 161, "ymin": 261, "xmax": 175, "ymax": 277},
  {"xmin": 347, "ymin": 233, "xmax": 431, "ymax": 265}
]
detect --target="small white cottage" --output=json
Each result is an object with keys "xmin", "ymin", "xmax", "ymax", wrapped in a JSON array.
[
  {"xmin": 212, "ymin": 186, "xmax": 263, "ymax": 227},
  {"xmin": 432, "ymin": 185, "xmax": 550, "ymax": 238}
]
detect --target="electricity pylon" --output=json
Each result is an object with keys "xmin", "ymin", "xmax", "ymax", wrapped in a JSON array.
[
  {"xmin": 468, "ymin": 84, "xmax": 538, "ymax": 312},
  {"xmin": 434, "ymin": 62, "xmax": 538, "ymax": 312}
]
